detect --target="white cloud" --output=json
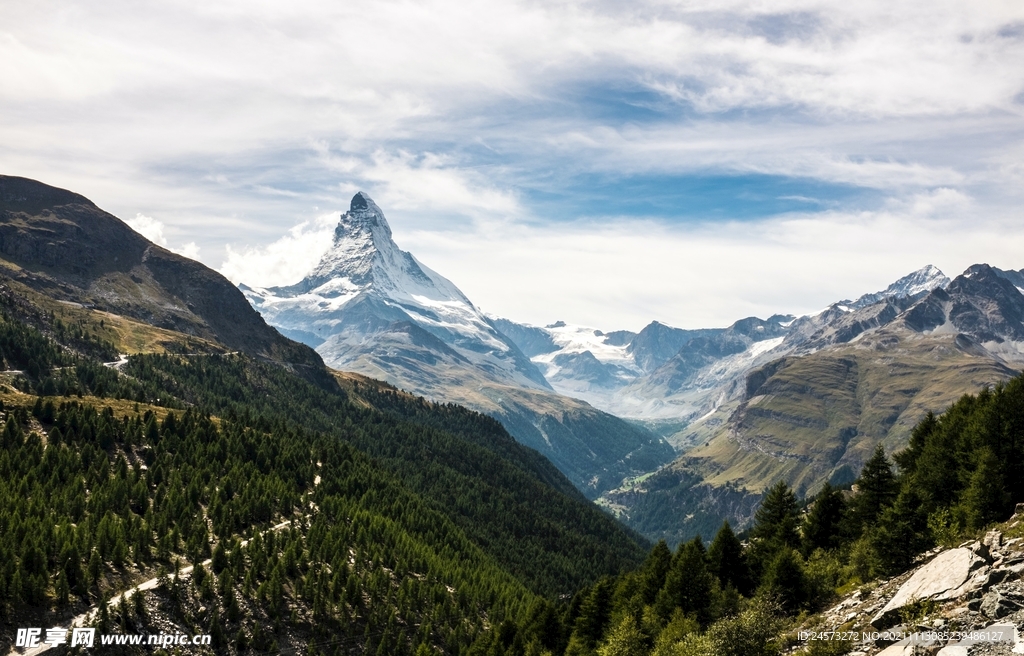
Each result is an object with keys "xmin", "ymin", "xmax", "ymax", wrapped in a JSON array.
[
  {"xmin": 904, "ymin": 187, "xmax": 973, "ymax": 216},
  {"xmin": 174, "ymin": 241, "xmax": 201, "ymax": 260},
  {"xmin": 124, "ymin": 213, "xmax": 204, "ymax": 260},
  {"xmin": 219, "ymin": 212, "xmax": 339, "ymax": 287},
  {"xmin": 3, "ymin": 0, "xmax": 1024, "ymax": 331},
  {"xmin": 125, "ymin": 213, "xmax": 167, "ymax": 246},
  {"xmin": 540, "ymin": 120, "xmax": 974, "ymax": 190},
  {"xmin": 399, "ymin": 198, "xmax": 1024, "ymax": 330},
  {"xmin": 356, "ymin": 150, "xmax": 521, "ymax": 219}
]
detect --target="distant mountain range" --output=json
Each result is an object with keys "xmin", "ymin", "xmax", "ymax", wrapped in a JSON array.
[
  {"xmin": 242, "ymin": 193, "xmax": 673, "ymax": 497},
  {"xmin": 601, "ymin": 263, "xmax": 1024, "ymax": 543},
  {"xmin": 491, "ymin": 265, "xmax": 951, "ymax": 425},
  {"xmin": 239, "ymin": 192, "xmax": 1024, "ymax": 541}
]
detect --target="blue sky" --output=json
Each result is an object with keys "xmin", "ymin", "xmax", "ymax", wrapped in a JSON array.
[{"xmin": 3, "ymin": 0, "xmax": 1024, "ymax": 329}]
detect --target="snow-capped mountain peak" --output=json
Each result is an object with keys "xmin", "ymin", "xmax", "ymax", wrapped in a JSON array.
[
  {"xmin": 849, "ymin": 265, "xmax": 949, "ymax": 309},
  {"xmin": 880, "ymin": 264, "xmax": 949, "ymax": 297},
  {"xmin": 291, "ymin": 192, "xmax": 469, "ymax": 305},
  {"xmin": 240, "ymin": 193, "xmax": 550, "ymax": 390}
]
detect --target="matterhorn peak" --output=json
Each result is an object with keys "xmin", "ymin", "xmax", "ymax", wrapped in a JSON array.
[
  {"xmin": 239, "ymin": 192, "xmax": 550, "ymax": 392},
  {"xmin": 256, "ymin": 191, "xmax": 470, "ymax": 309},
  {"xmin": 337, "ymin": 192, "xmax": 392, "ymax": 242},
  {"xmin": 297, "ymin": 192, "xmax": 408, "ymax": 291},
  {"xmin": 350, "ymin": 191, "xmax": 371, "ymax": 211}
]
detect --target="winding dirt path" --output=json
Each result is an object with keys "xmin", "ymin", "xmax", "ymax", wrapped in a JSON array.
[{"xmin": 10, "ymin": 520, "xmax": 293, "ymax": 656}]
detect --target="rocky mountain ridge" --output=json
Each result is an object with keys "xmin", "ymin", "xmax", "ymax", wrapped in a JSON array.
[
  {"xmin": 600, "ymin": 261, "xmax": 1024, "ymax": 545},
  {"xmin": 0, "ymin": 175, "xmax": 321, "ymax": 372},
  {"xmin": 496, "ymin": 267, "xmax": 953, "ymax": 424}
]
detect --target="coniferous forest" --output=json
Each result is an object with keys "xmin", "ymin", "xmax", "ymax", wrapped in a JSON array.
[{"xmin": 4, "ymin": 274, "xmax": 1024, "ymax": 656}]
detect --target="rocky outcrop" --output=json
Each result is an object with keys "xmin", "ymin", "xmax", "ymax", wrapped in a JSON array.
[
  {"xmin": 797, "ymin": 509, "xmax": 1024, "ymax": 655},
  {"xmin": 873, "ymin": 548, "xmax": 989, "ymax": 626}
]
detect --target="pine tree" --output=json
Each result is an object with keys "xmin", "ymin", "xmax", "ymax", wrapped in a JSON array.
[
  {"xmin": 88, "ymin": 549, "xmax": 103, "ymax": 587},
  {"xmin": 112, "ymin": 532, "xmax": 127, "ymax": 568},
  {"xmin": 56, "ymin": 570, "xmax": 70, "ymax": 605},
  {"xmin": 655, "ymin": 537, "xmax": 714, "ymax": 627},
  {"xmin": 851, "ymin": 445, "xmax": 898, "ymax": 532},
  {"xmin": 758, "ymin": 548, "xmax": 807, "ymax": 612},
  {"xmin": 520, "ymin": 598, "xmax": 563, "ymax": 654},
  {"xmin": 208, "ymin": 607, "xmax": 226, "ymax": 651},
  {"xmin": 571, "ymin": 578, "xmax": 614, "ymax": 652},
  {"xmin": 97, "ymin": 592, "xmax": 111, "ymax": 634},
  {"xmin": 212, "ymin": 541, "xmax": 229, "ymax": 574},
  {"xmin": 133, "ymin": 589, "xmax": 148, "ymax": 622},
  {"xmin": 801, "ymin": 483, "xmax": 847, "ymax": 555},
  {"xmin": 750, "ymin": 481, "xmax": 800, "ymax": 549},
  {"xmin": 959, "ymin": 447, "xmax": 1011, "ymax": 530},
  {"xmin": 748, "ymin": 480, "xmax": 800, "ymax": 583},
  {"xmin": 893, "ymin": 411, "xmax": 938, "ymax": 476},
  {"xmin": 707, "ymin": 521, "xmax": 749, "ymax": 595},
  {"xmin": 638, "ymin": 541, "xmax": 673, "ymax": 605},
  {"xmin": 871, "ymin": 488, "xmax": 929, "ymax": 576},
  {"xmin": 1, "ymin": 415, "xmax": 23, "ymax": 449}
]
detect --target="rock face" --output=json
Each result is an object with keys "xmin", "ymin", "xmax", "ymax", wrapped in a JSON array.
[
  {"xmin": 981, "ymin": 590, "xmax": 1022, "ymax": 619},
  {"xmin": 803, "ymin": 519, "xmax": 1024, "ymax": 656},
  {"xmin": 873, "ymin": 548, "xmax": 988, "ymax": 626}
]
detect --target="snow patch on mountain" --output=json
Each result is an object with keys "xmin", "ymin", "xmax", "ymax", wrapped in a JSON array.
[
  {"xmin": 531, "ymin": 322, "xmax": 640, "ymax": 377},
  {"xmin": 500, "ymin": 267, "xmax": 955, "ymax": 423},
  {"xmin": 747, "ymin": 335, "xmax": 786, "ymax": 358}
]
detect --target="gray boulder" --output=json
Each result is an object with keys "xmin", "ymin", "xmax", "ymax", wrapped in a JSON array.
[
  {"xmin": 980, "ymin": 590, "xmax": 1021, "ymax": 619},
  {"xmin": 873, "ymin": 548, "xmax": 988, "ymax": 627}
]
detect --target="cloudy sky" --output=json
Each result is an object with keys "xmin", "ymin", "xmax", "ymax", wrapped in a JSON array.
[{"xmin": 4, "ymin": 0, "xmax": 1024, "ymax": 330}]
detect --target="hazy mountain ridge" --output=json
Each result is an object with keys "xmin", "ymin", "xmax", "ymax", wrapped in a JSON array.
[
  {"xmin": 602, "ymin": 264, "xmax": 1024, "ymax": 544},
  {"xmin": 495, "ymin": 268, "xmax": 951, "ymax": 424},
  {"xmin": 488, "ymin": 262, "xmax": 1024, "ymax": 543}
]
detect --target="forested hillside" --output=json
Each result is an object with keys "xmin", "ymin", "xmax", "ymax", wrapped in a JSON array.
[{"xmin": 0, "ymin": 275, "xmax": 648, "ymax": 655}]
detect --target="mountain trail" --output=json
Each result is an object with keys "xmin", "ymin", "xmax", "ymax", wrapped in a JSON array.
[{"xmin": 8, "ymin": 519, "xmax": 294, "ymax": 656}]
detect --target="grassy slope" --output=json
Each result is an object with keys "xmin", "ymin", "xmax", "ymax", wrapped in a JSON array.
[{"xmin": 686, "ymin": 330, "xmax": 1019, "ymax": 495}]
